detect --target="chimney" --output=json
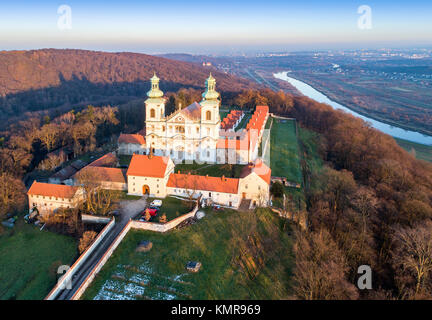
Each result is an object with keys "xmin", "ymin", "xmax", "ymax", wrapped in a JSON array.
[
  {"xmin": 221, "ymin": 175, "xmax": 225, "ymax": 181},
  {"xmin": 178, "ymin": 170, "xmax": 180, "ymax": 174},
  {"xmin": 206, "ymin": 174, "xmax": 209, "ymax": 178}
]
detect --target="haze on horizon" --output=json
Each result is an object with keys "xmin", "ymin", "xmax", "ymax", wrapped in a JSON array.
[{"xmin": 1, "ymin": 0, "xmax": 432, "ymax": 55}]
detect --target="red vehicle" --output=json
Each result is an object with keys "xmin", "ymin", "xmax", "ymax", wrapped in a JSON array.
[{"xmin": 141, "ymin": 207, "xmax": 158, "ymax": 217}]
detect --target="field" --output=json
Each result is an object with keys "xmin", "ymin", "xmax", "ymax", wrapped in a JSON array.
[
  {"xmin": 395, "ymin": 138, "xmax": 432, "ymax": 162},
  {"xmin": 144, "ymin": 196, "xmax": 192, "ymax": 222},
  {"xmin": 82, "ymin": 208, "xmax": 294, "ymax": 300},
  {"xmin": 175, "ymin": 162, "xmax": 245, "ymax": 178},
  {"xmin": 0, "ymin": 220, "xmax": 77, "ymax": 300},
  {"xmin": 269, "ymin": 118, "xmax": 302, "ymax": 184}
]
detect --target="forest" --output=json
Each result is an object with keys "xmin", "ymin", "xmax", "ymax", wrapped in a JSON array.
[{"xmin": 230, "ymin": 88, "xmax": 432, "ymax": 299}]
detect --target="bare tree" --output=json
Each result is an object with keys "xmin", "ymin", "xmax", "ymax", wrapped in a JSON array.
[
  {"xmin": 0, "ymin": 172, "xmax": 26, "ymax": 219},
  {"xmin": 391, "ymin": 220, "xmax": 432, "ymax": 299},
  {"xmin": 293, "ymin": 229, "xmax": 359, "ymax": 300}
]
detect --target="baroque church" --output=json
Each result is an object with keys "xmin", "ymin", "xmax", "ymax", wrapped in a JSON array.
[{"xmin": 144, "ymin": 73, "xmax": 221, "ymax": 163}]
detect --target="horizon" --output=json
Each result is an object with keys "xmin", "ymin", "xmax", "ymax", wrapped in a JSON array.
[{"xmin": 1, "ymin": 0, "xmax": 432, "ymax": 55}]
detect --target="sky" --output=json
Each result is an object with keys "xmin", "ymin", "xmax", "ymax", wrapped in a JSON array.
[{"xmin": 0, "ymin": 0, "xmax": 432, "ymax": 54}]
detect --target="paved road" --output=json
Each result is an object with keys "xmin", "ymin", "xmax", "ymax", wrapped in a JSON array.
[{"xmin": 55, "ymin": 197, "xmax": 147, "ymax": 300}]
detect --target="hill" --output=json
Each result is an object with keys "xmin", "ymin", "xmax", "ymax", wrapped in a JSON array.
[{"xmin": 0, "ymin": 49, "xmax": 259, "ymax": 124}]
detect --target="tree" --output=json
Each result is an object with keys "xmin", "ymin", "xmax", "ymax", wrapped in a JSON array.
[
  {"xmin": 38, "ymin": 123, "xmax": 60, "ymax": 152},
  {"xmin": 159, "ymin": 213, "xmax": 167, "ymax": 223},
  {"xmin": 75, "ymin": 168, "xmax": 119, "ymax": 215},
  {"xmin": 293, "ymin": 229, "xmax": 359, "ymax": 300},
  {"xmin": 0, "ymin": 172, "xmax": 26, "ymax": 219},
  {"xmin": 270, "ymin": 181, "xmax": 284, "ymax": 198},
  {"xmin": 391, "ymin": 220, "xmax": 432, "ymax": 299},
  {"xmin": 78, "ymin": 231, "xmax": 98, "ymax": 254},
  {"xmin": 144, "ymin": 209, "xmax": 151, "ymax": 221}
]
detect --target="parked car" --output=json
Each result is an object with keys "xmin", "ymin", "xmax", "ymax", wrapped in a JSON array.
[
  {"xmin": 141, "ymin": 208, "xmax": 158, "ymax": 217},
  {"xmin": 149, "ymin": 206, "xmax": 160, "ymax": 212},
  {"xmin": 213, "ymin": 204, "xmax": 222, "ymax": 211},
  {"xmin": 150, "ymin": 199, "xmax": 162, "ymax": 207}
]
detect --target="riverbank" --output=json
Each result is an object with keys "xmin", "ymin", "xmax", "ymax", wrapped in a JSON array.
[
  {"xmin": 395, "ymin": 138, "xmax": 432, "ymax": 162},
  {"xmin": 282, "ymin": 72, "xmax": 432, "ymax": 137},
  {"xmin": 274, "ymin": 71, "xmax": 432, "ymax": 146}
]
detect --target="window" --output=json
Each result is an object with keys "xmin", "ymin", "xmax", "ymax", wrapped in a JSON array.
[
  {"xmin": 206, "ymin": 110, "xmax": 211, "ymax": 121},
  {"xmin": 150, "ymin": 108, "xmax": 155, "ymax": 118},
  {"xmin": 245, "ymin": 184, "xmax": 248, "ymax": 189},
  {"xmin": 209, "ymin": 192, "xmax": 212, "ymax": 197},
  {"xmin": 196, "ymin": 127, "xmax": 199, "ymax": 133},
  {"xmin": 207, "ymin": 151, "xmax": 210, "ymax": 157}
]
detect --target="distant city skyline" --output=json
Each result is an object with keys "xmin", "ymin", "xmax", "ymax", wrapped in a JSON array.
[{"xmin": 1, "ymin": 0, "xmax": 432, "ymax": 54}]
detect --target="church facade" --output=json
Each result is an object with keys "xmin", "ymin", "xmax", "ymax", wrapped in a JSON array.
[{"xmin": 144, "ymin": 73, "xmax": 221, "ymax": 164}]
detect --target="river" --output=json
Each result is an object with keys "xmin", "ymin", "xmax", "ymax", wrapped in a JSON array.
[{"xmin": 274, "ymin": 71, "xmax": 432, "ymax": 146}]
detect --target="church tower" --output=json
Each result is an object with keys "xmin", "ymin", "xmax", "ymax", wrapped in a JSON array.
[
  {"xmin": 200, "ymin": 73, "xmax": 220, "ymax": 125},
  {"xmin": 145, "ymin": 73, "xmax": 166, "ymax": 156},
  {"xmin": 145, "ymin": 73, "xmax": 165, "ymax": 122}
]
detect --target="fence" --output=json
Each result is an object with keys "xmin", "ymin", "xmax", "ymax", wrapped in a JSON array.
[
  {"xmin": 45, "ymin": 217, "xmax": 115, "ymax": 300},
  {"xmin": 70, "ymin": 204, "xmax": 199, "ymax": 300},
  {"xmin": 82, "ymin": 214, "xmax": 112, "ymax": 224}
]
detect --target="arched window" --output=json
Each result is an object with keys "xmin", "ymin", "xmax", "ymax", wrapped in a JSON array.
[
  {"xmin": 206, "ymin": 110, "xmax": 211, "ymax": 121},
  {"xmin": 150, "ymin": 108, "xmax": 155, "ymax": 118}
]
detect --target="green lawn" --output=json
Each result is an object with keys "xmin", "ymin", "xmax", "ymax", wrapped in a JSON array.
[
  {"xmin": 82, "ymin": 208, "xmax": 294, "ymax": 300},
  {"xmin": 145, "ymin": 196, "xmax": 192, "ymax": 222},
  {"xmin": 270, "ymin": 123, "xmax": 323, "ymax": 212},
  {"xmin": 175, "ymin": 162, "xmax": 245, "ymax": 178},
  {"xmin": 0, "ymin": 220, "xmax": 77, "ymax": 300},
  {"xmin": 118, "ymin": 155, "xmax": 132, "ymax": 167},
  {"xmin": 395, "ymin": 138, "xmax": 432, "ymax": 162},
  {"xmin": 269, "ymin": 118, "xmax": 302, "ymax": 184}
]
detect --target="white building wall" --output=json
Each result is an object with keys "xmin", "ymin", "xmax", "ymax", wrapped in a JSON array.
[
  {"xmin": 238, "ymin": 173, "xmax": 270, "ymax": 207},
  {"xmin": 28, "ymin": 191, "xmax": 84, "ymax": 216},
  {"xmin": 166, "ymin": 187, "xmax": 240, "ymax": 208}
]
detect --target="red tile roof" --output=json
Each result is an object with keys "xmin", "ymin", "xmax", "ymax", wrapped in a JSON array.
[
  {"xmin": 28, "ymin": 181, "xmax": 79, "ymax": 199},
  {"xmin": 126, "ymin": 154, "xmax": 171, "ymax": 178},
  {"xmin": 118, "ymin": 133, "xmax": 146, "ymax": 145},
  {"xmin": 75, "ymin": 166, "xmax": 126, "ymax": 183},
  {"xmin": 167, "ymin": 173, "xmax": 239, "ymax": 194},
  {"xmin": 240, "ymin": 159, "xmax": 271, "ymax": 184},
  {"xmin": 88, "ymin": 153, "xmax": 118, "ymax": 167}
]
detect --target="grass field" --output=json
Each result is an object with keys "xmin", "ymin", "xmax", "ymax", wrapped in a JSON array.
[
  {"xmin": 118, "ymin": 155, "xmax": 132, "ymax": 167},
  {"xmin": 175, "ymin": 162, "xmax": 245, "ymax": 178},
  {"xmin": 269, "ymin": 118, "xmax": 302, "ymax": 184},
  {"xmin": 0, "ymin": 220, "xmax": 77, "ymax": 300},
  {"xmin": 395, "ymin": 138, "xmax": 432, "ymax": 162},
  {"xmin": 144, "ymin": 196, "xmax": 192, "ymax": 222},
  {"xmin": 82, "ymin": 208, "xmax": 294, "ymax": 300}
]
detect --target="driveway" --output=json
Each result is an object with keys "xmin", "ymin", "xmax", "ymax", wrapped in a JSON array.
[
  {"xmin": 55, "ymin": 196, "xmax": 147, "ymax": 300},
  {"xmin": 118, "ymin": 196, "xmax": 148, "ymax": 223}
]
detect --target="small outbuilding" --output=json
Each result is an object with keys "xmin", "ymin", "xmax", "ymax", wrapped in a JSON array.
[{"xmin": 136, "ymin": 240, "xmax": 153, "ymax": 252}]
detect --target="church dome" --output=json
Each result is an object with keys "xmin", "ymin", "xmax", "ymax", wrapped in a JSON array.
[{"xmin": 147, "ymin": 73, "xmax": 164, "ymax": 98}]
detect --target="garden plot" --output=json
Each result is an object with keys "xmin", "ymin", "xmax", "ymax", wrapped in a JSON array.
[{"xmin": 93, "ymin": 263, "xmax": 194, "ymax": 300}]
